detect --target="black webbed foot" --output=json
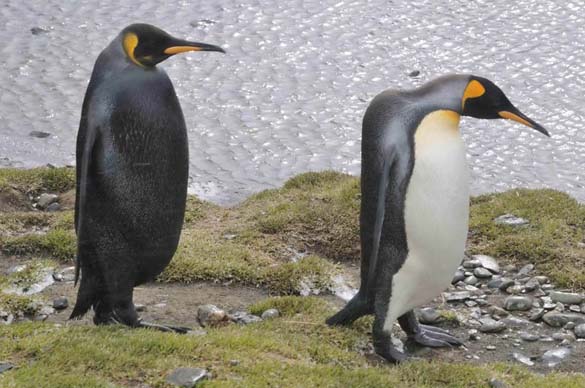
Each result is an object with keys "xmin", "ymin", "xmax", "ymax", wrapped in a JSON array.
[{"xmin": 326, "ymin": 293, "xmax": 371, "ymax": 326}]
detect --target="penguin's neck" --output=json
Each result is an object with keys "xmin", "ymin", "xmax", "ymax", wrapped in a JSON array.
[
  {"xmin": 413, "ymin": 75, "xmax": 470, "ymax": 114},
  {"xmin": 414, "ymin": 110, "xmax": 462, "ymax": 146}
]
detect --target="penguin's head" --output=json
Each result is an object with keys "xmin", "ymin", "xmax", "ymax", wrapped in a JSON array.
[
  {"xmin": 461, "ymin": 76, "xmax": 550, "ymax": 137},
  {"xmin": 120, "ymin": 23, "xmax": 225, "ymax": 68}
]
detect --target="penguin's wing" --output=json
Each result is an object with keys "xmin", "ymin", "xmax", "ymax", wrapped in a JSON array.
[{"xmin": 360, "ymin": 92, "xmax": 413, "ymax": 291}]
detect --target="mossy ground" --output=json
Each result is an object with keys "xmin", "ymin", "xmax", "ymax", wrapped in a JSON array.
[
  {"xmin": 1, "ymin": 297, "xmax": 585, "ymax": 388},
  {"xmin": 1, "ymin": 167, "xmax": 585, "ymax": 386}
]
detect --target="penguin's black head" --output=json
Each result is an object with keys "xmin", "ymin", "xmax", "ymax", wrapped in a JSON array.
[
  {"xmin": 121, "ymin": 23, "xmax": 225, "ymax": 68},
  {"xmin": 461, "ymin": 76, "xmax": 550, "ymax": 137}
]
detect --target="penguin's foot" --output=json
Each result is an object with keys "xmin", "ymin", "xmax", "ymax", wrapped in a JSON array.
[
  {"xmin": 136, "ymin": 320, "xmax": 191, "ymax": 334},
  {"xmin": 410, "ymin": 326, "xmax": 463, "ymax": 348},
  {"xmin": 326, "ymin": 294, "xmax": 371, "ymax": 326},
  {"xmin": 374, "ymin": 342, "xmax": 408, "ymax": 364}
]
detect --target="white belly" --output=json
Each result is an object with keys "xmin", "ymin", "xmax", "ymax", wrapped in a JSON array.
[{"xmin": 384, "ymin": 110, "xmax": 469, "ymax": 331}]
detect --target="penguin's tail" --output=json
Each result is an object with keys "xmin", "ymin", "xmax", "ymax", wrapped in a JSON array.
[{"xmin": 69, "ymin": 269, "xmax": 100, "ymax": 320}]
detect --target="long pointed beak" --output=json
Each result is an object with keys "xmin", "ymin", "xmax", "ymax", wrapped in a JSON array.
[
  {"xmin": 164, "ymin": 38, "xmax": 225, "ymax": 55},
  {"xmin": 498, "ymin": 107, "xmax": 550, "ymax": 137}
]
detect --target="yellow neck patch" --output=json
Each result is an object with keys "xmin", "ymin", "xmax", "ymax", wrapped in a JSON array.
[
  {"xmin": 461, "ymin": 80, "xmax": 485, "ymax": 109},
  {"xmin": 123, "ymin": 33, "xmax": 144, "ymax": 67}
]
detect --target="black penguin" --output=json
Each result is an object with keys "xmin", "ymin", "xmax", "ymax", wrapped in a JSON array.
[
  {"xmin": 70, "ymin": 23, "xmax": 224, "ymax": 331},
  {"xmin": 326, "ymin": 75, "xmax": 549, "ymax": 362}
]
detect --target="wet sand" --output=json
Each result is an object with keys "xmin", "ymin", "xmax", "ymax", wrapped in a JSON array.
[{"xmin": 0, "ymin": 0, "xmax": 583, "ymax": 204}]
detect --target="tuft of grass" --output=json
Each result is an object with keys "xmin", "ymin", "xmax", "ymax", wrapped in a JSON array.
[
  {"xmin": 0, "ymin": 167, "xmax": 75, "ymax": 195},
  {"xmin": 0, "ymin": 293, "xmax": 40, "ymax": 315},
  {"xmin": 0, "ymin": 298, "xmax": 584, "ymax": 387},
  {"xmin": 1, "ymin": 229, "xmax": 76, "ymax": 261},
  {"xmin": 468, "ymin": 189, "xmax": 585, "ymax": 289}
]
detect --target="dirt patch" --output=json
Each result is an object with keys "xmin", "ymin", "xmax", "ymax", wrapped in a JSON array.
[{"xmin": 0, "ymin": 188, "xmax": 31, "ymax": 212}]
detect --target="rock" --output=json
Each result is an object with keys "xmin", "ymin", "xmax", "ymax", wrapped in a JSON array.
[
  {"xmin": 488, "ymin": 378, "xmax": 508, "ymax": 388},
  {"xmin": 486, "ymin": 345, "xmax": 496, "ymax": 350},
  {"xmin": 408, "ymin": 70, "xmax": 420, "ymax": 77},
  {"xmin": 29, "ymin": 130, "xmax": 51, "ymax": 138},
  {"xmin": 494, "ymin": 214, "xmax": 529, "ymax": 227},
  {"xmin": 541, "ymin": 297, "xmax": 556, "ymax": 310},
  {"xmin": 135, "ymin": 304, "xmax": 146, "ymax": 312},
  {"xmin": 549, "ymin": 291, "xmax": 584, "ymax": 305},
  {"xmin": 30, "ymin": 27, "xmax": 49, "ymax": 35},
  {"xmin": 574, "ymin": 323, "xmax": 585, "ymax": 338},
  {"xmin": 542, "ymin": 347, "xmax": 572, "ymax": 368},
  {"xmin": 542, "ymin": 284, "xmax": 555, "ymax": 291},
  {"xmin": 52, "ymin": 272, "xmax": 64, "ymax": 282},
  {"xmin": 519, "ymin": 332, "xmax": 539, "ymax": 342},
  {"xmin": 452, "ymin": 270, "xmax": 465, "ymax": 284},
  {"xmin": 46, "ymin": 202, "xmax": 61, "ymax": 212},
  {"xmin": 229, "ymin": 311, "xmax": 262, "ymax": 325},
  {"xmin": 197, "ymin": 305, "xmax": 227, "ymax": 327},
  {"xmin": 443, "ymin": 291, "xmax": 471, "ymax": 302},
  {"xmin": 479, "ymin": 318, "xmax": 506, "ymax": 333},
  {"xmin": 529, "ymin": 308, "xmax": 546, "ymax": 321},
  {"xmin": 38, "ymin": 305, "xmax": 55, "ymax": 316},
  {"xmin": 523, "ymin": 278, "xmax": 541, "ymax": 292},
  {"xmin": 505, "ymin": 285, "xmax": 524, "ymax": 295},
  {"xmin": 37, "ymin": 193, "xmax": 59, "ymax": 209},
  {"xmin": 498, "ymin": 278, "xmax": 515, "ymax": 291},
  {"xmin": 0, "ymin": 362, "xmax": 13, "ymax": 374},
  {"xmin": 468, "ymin": 329, "xmax": 479, "ymax": 340},
  {"xmin": 229, "ymin": 359, "xmax": 240, "ymax": 366},
  {"xmin": 464, "ymin": 275, "xmax": 479, "ymax": 285},
  {"xmin": 569, "ymin": 305, "xmax": 581, "ymax": 313},
  {"xmin": 503, "ymin": 296, "xmax": 533, "ymax": 311},
  {"xmin": 487, "ymin": 306, "xmax": 509, "ymax": 319},
  {"xmin": 52, "ymin": 297, "xmax": 68, "ymax": 310},
  {"xmin": 261, "ymin": 309, "xmax": 280, "ymax": 320},
  {"xmin": 564, "ymin": 322, "xmax": 576, "ymax": 330},
  {"xmin": 581, "ymin": 303, "xmax": 585, "ymax": 314},
  {"xmin": 516, "ymin": 264, "xmax": 534, "ymax": 277},
  {"xmin": 533, "ymin": 275, "xmax": 549, "ymax": 285},
  {"xmin": 473, "ymin": 267, "xmax": 493, "ymax": 279},
  {"xmin": 552, "ymin": 331, "xmax": 576, "ymax": 342},
  {"xmin": 165, "ymin": 367, "xmax": 208, "ymax": 387},
  {"xmin": 501, "ymin": 316, "xmax": 530, "ymax": 328},
  {"xmin": 512, "ymin": 352, "xmax": 534, "ymax": 366},
  {"xmin": 473, "ymin": 255, "xmax": 500, "ymax": 274},
  {"xmin": 542, "ymin": 312, "xmax": 585, "ymax": 327},
  {"xmin": 462, "ymin": 259, "xmax": 481, "ymax": 269}
]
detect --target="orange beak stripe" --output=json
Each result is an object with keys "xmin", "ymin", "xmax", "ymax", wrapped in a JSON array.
[
  {"xmin": 498, "ymin": 111, "xmax": 533, "ymax": 128},
  {"xmin": 164, "ymin": 46, "xmax": 203, "ymax": 55}
]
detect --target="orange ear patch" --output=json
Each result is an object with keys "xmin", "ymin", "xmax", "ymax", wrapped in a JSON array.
[
  {"xmin": 461, "ymin": 80, "xmax": 485, "ymax": 109},
  {"xmin": 123, "ymin": 33, "xmax": 143, "ymax": 67}
]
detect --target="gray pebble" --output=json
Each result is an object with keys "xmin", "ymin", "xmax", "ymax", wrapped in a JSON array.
[
  {"xmin": 36, "ymin": 193, "xmax": 59, "ymax": 209},
  {"xmin": 29, "ymin": 130, "xmax": 51, "ymax": 138},
  {"xmin": 501, "ymin": 316, "xmax": 530, "ymax": 328},
  {"xmin": 533, "ymin": 276, "xmax": 549, "ymax": 285},
  {"xmin": 486, "ymin": 345, "xmax": 497, "ymax": 350},
  {"xmin": 464, "ymin": 275, "xmax": 479, "ymax": 285},
  {"xmin": 505, "ymin": 285, "xmax": 524, "ymax": 295},
  {"xmin": 0, "ymin": 363, "xmax": 13, "ymax": 374},
  {"xmin": 474, "ymin": 267, "xmax": 493, "ymax": 279},
  {"xmin": 229, "ymin": 311, "xmax": 262, "ymax": 325},
  {"xmin": 503, "ymin": 296, "xmax": 533, "ymax": 311},
  {"xmin": 408, "ymin": 70, "xmax": 420, "ymax": 77},
  {"xmin": 479, "ymin": 318, "xmax": 506, "ymax": 333},
  {"xmin": 542, "ymin": 347, "xmax": 572, "ymax": 368},
  {"xmin": 468, "ymin": 329, "xmax": 479, "ymax": 341},
  {"xmin": 523, "ymin": 278, "xmax": 541, "ymax": 292},
  {"xmin": 261, "ymin": 309, "xmax": 280, "ymax": 320},
  {"xmin": 135, "ymin": 304, "xmax": 146, "ymax": 312},
  {"xmin": 564, "ymin": 322, "xmax": 576, "ymax": 330},
  {"xmin": 516, "ymin": 264, "xmax": 534, "ymax": 277},
  {"xmin": 52, "ymin": 297, "xmax": 68, "ymax": 310},
  {"xmin": 488, "ymin": 378, "xmax": 508, "ymax": 388},
  {"xmin": 165, "ymin": 368, "xmax": 208, "ymax": 387},
  {"xmin": 473, "ymin": 255, "xmax": 500, "ymax": 274},
  {"xmin": 443, "ymin": 291, "xmax": 471, "ymax": 302},
  {"xmin": 549, "ymin": 291, "xmax": 584, "ymax": 305},
  {"xmin": 519, "ymin": 332, "xmax": 539, "ymax": 342},
  {"xmin": 46, "ymin": 202, "xmax": 61, "ymax": 212},
  {"xmin": 552, "ymin": 331, "xmax": 576, "ymax": 342},
  {"xmin": 580, "ymin": 303, "xmax": 585, "ymax": 314},
  {"xmin": 494, "ymin": 214, "xmax": 529, "ymax": 227},
  {"xmin": 487, "ymin": 305, "xmax": 509, "ymax": 319},
  {"xmin": 574, "ymin": 323, "xmax": 585, "ymax": 338},
  {"xmin": 529, "ymin": 308, "xmax": 546, "ymax": 322},
  {"xmin": 542, "ymin": 312, "xmax": 585, "ymax": 327},
  {"xmin": 462, "ymin": 259, "xmax": 481, "ymax": 269},
  {"xmin": 451, "ymin": 270, "xmax": 465, "ymax": 284},
  {"xmin": 498, "ymin": 278, "xmax": 515, "ymax": 291},
  {"xmin": 197, "ymin": 305, "xmax": 227, "ymax": 327},
  {"xmin": 30, "ymin": 27, "xmax": 49, "ymax": 35},
  {"xmin": 511, "ymin": 352, "xmax": 534, "ymax": 366},
  {"xmin": 569, "ymin": 305, "xmax": 581, "ymax": 313}
]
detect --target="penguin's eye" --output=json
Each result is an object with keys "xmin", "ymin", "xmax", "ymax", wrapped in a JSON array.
[{"xmin": 461, "ymin": 80, "xmax": 485, "ymax": 110}]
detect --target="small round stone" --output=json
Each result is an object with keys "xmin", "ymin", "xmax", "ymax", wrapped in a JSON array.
[
  {"xmin": 574, "ymin": 323, "xmax": 585, "ymax": 338},
  {"xmin": 519, "ymin": 332, "xmax": 539, "ymax": 342},
  {"xmin": 503, "ymin": 296, "xmax": 533, "ymax": 311},
  {"xmin": 52, "ymin": 297, "xmax": 68, "ymax": 310},
  {"xmin": 473, "ymin": 267, "xmax": 493, "ymax": 279},
  {"xmin": 261, "ymin": 309, "xmax": 280, "ymax": 320}
]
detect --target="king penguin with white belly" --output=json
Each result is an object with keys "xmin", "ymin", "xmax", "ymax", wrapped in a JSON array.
[{"xmin": 326, "ymin": 74, "xmax": 550, "ymax": 363}]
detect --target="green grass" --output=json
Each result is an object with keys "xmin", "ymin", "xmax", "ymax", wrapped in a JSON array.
[
  {"xmin": 0, "ymin": 297, "xmax": 584, "ymax": 387},
  {"xmin": 1, "ymin": 169, "xmax": 584, "ymax": 291}
]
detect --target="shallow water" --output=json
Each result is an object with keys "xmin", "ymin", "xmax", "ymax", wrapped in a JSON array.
[{"xmin": 0, "ymin": 0, "xmax": 583, "ymax": 204}]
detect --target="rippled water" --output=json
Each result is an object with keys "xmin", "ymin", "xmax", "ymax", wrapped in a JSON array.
[{"xmin": 0, "ymin": 0, "xmax": 583, "ymax": 204}]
